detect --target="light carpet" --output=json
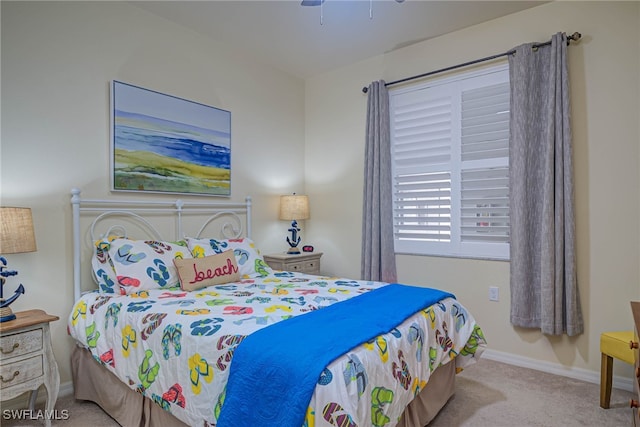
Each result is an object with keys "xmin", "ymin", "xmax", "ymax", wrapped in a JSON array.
[
  {"xmin": 429, "ymin": 358, "xmax": 635, "ymax": 427},
  {"xmin": 1, "ymin": 358, "xmax": 635, "ymax": 426}
]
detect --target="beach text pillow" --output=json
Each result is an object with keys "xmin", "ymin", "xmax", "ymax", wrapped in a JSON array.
[
  {"xmin": 174, "ymin": 250, "xmax": 240, "ymax": 291},
  {"xmin": 185, "ymin": 237, "xmax": 272, "ymax": 278}
]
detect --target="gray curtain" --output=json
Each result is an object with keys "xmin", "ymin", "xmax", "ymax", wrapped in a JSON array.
[
  {"xmin": 509, "ymin": 32, "xmax": 583, "ymax": 336},
  {"xmin": 361, "ymin": 80, "xmax": 397, "ymax": 283}
]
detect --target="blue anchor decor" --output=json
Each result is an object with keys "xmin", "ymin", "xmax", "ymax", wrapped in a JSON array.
[
  {"xmin": 0, "ymin": 256, "xmax": 26, "ymax": 322},
  {"xmin": 286, "ymin": 220, "xmax": 302, "ymax": 254},
  {"xmin": 0, "ymin": 207, "xmax": 37, "ymax": 322},
  {"xmin": 279, "ymin": 194, "xmax": 310, "ymax": 255}
]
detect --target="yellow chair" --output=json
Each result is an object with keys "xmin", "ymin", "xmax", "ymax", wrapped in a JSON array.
[{"xmin": 600, "ymin": 330, "xmax": 635, "ymax": 408}]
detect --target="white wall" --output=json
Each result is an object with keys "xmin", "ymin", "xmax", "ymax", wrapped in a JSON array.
[
  {"xmin": 1, "ymin": 1, "xmax": 305, "ymax": 392},
  {"xmin": 305, "ymin": 0, "xmax": 640, "ymax": 380}
]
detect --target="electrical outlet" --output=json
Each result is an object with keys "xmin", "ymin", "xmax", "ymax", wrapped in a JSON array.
[{"xmin": 489, "ymin": 286, "xmax": 499, "ymax": 302}]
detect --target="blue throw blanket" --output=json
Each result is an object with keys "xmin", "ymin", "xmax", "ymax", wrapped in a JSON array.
[{"xmin": 217, "ymin": 284, "xmax": 454, "ymax": 427}]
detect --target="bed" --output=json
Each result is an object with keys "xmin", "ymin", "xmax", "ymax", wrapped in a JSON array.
[{"xmin": 67, "ymin": 189, "xmax": 486, "ymax": 427}]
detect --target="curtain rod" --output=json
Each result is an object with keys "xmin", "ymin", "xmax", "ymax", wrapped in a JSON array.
[{"xmin": 361, "ymin": 32, "xmax": 581, "ymax": 93}]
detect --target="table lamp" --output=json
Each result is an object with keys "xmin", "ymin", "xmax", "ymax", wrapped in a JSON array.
[
  {"xmin": 279, "ymin": 194, "xmax": 309, "ymax": 254},
  {"xmin": 0, "ymin": 207, "xmax": 36, "ymax": 322}
]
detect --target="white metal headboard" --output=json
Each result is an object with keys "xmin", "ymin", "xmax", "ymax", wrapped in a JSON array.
[{"xmin": 71, "ymin": 188, "xmax": 252, "ymax": 301}]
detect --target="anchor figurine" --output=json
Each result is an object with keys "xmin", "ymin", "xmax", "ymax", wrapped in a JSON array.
[
  {"xmin": 0, "ymin": 256, "xmax": 26, "ymax": 322},
  {"xmin": 286, "ymin": 220, "xmax": 302, "ymax": 254}
]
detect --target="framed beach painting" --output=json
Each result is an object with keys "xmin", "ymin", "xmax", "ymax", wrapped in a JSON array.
[{"xmin": 110, "ymin": 80, "xmax": 231, "ymax": 196}]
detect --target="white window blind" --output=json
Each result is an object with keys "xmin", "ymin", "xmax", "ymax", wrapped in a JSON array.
[{"xmin": 390, "ymin": 65, "xmax": 510, "ymax": 260}]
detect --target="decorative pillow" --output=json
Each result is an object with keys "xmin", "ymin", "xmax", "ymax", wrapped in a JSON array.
[
  {"xmin": 185, "ymin": 237, "xmax": 272, "ymax": 278},
  {"xmin": 174, "ymin": 250, "xmax": 240, "ymax": 291},
  {"xmin": 107, "ymin": 238, "xmax": 191, "ymax": 294},
  {"xmin": 91, "ymin": 237, "xmax": 121, "ymax": 294}
]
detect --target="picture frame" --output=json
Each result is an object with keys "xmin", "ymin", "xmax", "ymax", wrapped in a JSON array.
[{"xmin": 110, "ymin": 80, "xmax": 231, "ymax": 196}]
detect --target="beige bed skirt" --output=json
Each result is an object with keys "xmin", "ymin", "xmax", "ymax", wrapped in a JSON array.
[{"xmin": 71, "ymin": 345, "xmax": 455, "ymax": 426}]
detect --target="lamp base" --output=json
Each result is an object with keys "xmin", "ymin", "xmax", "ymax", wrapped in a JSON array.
[
  {"xmin": 0, "ymin": 305, "xmax": 16, "ymax": 323},
  {"xmin": 287, "ymin": 246, "xmax": 301, "ymax": 255}
]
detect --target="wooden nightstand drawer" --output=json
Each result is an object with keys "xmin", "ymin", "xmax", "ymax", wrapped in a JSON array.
[
  {"xmin": 0, "ymin": 329, "xmax": 43, "ymax": 361},
  {"xmin": 0, "ymin": 354, "xmax": 44, "ymax": 389},
  {"xmin": 264, "ymin": 252, "xmax": 323, "ymax": 275},
  {"xmin": 288, "ymin": 260, "xmax": 320, "ymax": 274}
]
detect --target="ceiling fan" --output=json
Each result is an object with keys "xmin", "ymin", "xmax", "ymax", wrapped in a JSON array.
[
  {"xmin": 302, "ymin": 0, "xmax": 405, "ymax": 23},
  {"xmin": 302, "ymin": 0, "xmax": 404, "ymax": 4}
]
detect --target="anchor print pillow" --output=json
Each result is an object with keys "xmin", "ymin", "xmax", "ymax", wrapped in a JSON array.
[
  {"xmin": 107, "ymin": 238, "xmax": 191, "ymax": 294},
  {"xmin": 185, "ymin": 237, "xmax": 272, "ymax": 278},
  {"xmin": 174, "ymin": 250, "xmax": 240, "ymax": 291}
]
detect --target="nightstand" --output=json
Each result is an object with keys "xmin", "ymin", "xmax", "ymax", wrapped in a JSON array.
[
  {"xmin": 0, "ymin": 309, "xmax": 60, "ymax": 427},
  {"xmin": 264, "ymin": 252, "xmax": 323, "ymax": 275}
]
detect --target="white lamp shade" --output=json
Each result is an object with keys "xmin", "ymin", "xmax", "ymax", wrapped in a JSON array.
[
  {"xmin": 0, "ymin": 207, "xmax": 37, "ymax": 254},
  {"xmin": 279, "ymin": 195, "xmax": 310, "ymax": 221}
]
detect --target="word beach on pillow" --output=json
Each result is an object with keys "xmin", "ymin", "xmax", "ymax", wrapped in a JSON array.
[
  {"xmin": 174, "ymin": 250, "xmax": 240, "ymax": 291},
  {"xmin": 185, "ymin": 237, "xmax": 271, "ymax": 278}
]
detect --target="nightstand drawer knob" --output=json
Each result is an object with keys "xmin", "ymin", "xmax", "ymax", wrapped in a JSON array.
[
  {"xmin": 0, "ymin": 343, "xmax": 19, "ymax": 354},
  {"xmin": 0, "ymin": 370, "xmax": 20, "ymax": 383}
]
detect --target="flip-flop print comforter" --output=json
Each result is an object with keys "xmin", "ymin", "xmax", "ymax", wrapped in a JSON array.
[{"xmin": 68, "ymin": 271, "xmax": 486, "ymax": 427}]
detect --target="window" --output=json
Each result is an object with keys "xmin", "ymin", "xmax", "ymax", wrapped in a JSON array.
[{"xmin": 389, "ymin": 64, "xmax": 510, "ymax": 260}]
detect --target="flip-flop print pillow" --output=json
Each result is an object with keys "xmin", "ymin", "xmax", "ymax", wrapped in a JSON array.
[{"xmin": 108, "ymin": 238, "xmax": 191, "ymax": 294}]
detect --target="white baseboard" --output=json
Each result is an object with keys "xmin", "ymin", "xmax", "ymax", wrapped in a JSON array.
[
  {"xmin": 482, "ymin": 348, "xmax": 634, "ymax": 392},
  {"xmin": 59, "ymin": 381, "xmax": 74, "ymax": 398}
]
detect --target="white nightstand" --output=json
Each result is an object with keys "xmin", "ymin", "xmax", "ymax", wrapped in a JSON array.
[
  {"xmin": 0, "ymin": 309, "xmax": 60, "ymax": 427},
  {"xmin": 263, "ymin": 252, "xmax": 323, "ymax": 275}
]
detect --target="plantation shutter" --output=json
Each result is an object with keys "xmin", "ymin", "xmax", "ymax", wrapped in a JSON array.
[
  {"xmin": 460, "ymin": 82, "xmax": 510, "ymax": 244},
  {"xmin": 390, "ymin": 65, "xmax": 510, "ymax": 260},
  {"xmin": 392, "ymin": 90, "xmax": 453, "ymax": 244}
]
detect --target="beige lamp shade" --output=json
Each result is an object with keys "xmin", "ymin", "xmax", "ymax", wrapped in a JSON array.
[
  {"xmin": 0, "ymin": 207, "xmax": 37, "ymax": 254},
  {"xmin": 279, "ymin": 195, "xmax": 310, "ymax": 221}
]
